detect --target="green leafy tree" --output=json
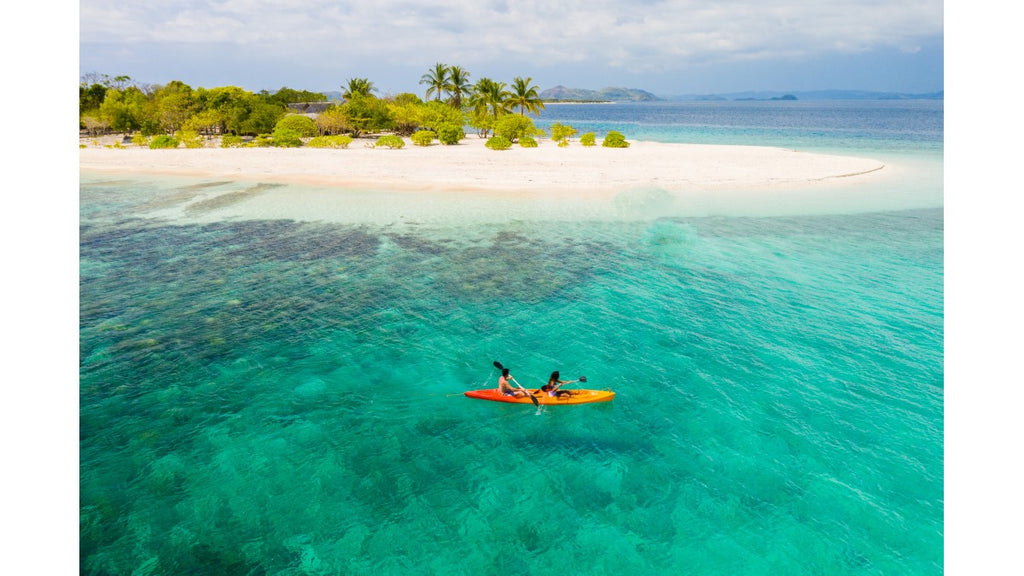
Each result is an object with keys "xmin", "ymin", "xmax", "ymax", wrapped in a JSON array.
[
  {"xmin": 550, "ymin": 122, "xmax": 577, "ymax": 146},
  {"xmin": 420, "ymin": 63, "xmax": 449, "ymax": 102},
  {"xmin": 580, "ymin": 132, "xmax": 596, "ymax": 146},
  {"xmin": 388, "ymin": 93, "xmax": 425, "ymax": 136},
  {"xmin": 419, "ymin": 100, "xmax": 465, "ymax": 132},
  {"xmin": 468, "ymin": 77, "xmax": 510, "ymax": 137},
  {"xmin": 315, "ymin": 106, "xmax": 351, "ymax": 135},
  {"xmin": 344, "ymin": 94, "xmax": 394, "ymax": 136},
  {"xmin": 342, "ymin": 78, "xmax": 377, "ymax": 100},
  {"xmin": 183, "ymin": 109, "xmax": 226, "ymax": 136},
  {"xmin": 79, "ymin": 83, "xmax": 108, "ymax": 116},
  {"xmin": 494, "ymin": 114, "xmax": 537, "ymax": 143},
  {"xmin": 446, "ymin": 65, "xmax": 472, "ymax": 108},
  {"xmin": 98, "ymin": 87, "xmax": 148, "ymax": 133},
  {"xmin": 509, "ymin": 76, "xmax": 545, "ymax": 116},
  {"xmin": 153, "ymin": 81, "xmax": 196, "ymax": 133},
  {"xmin": 265, "ymin": 87, "xmax": 328, "ymax": 105},
  {"xmin": 194, "ymin": 86, "xmax": 286, "ymax": 135}
]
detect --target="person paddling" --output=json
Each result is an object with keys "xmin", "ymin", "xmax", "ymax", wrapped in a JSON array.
[
  {"xmin": 540, "ymin": 371, "xmax": 577, "ymax": 398},
  {"xmin": 498, "ymin": 368, "xmax": 529, "ymax": 398}
]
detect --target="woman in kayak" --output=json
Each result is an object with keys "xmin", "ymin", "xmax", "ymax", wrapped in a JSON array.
[
  {"xmin": 498, "ymin": 368, "xmax": 529, "ymax": 398},
  {"xmin": 540, "ymin": 371, "xmax": 576, "ymax": 398}
]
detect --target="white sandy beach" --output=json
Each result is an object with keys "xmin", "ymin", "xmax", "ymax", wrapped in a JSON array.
[
  {"xmin": 77, "ymin": 135, "xmax": 931, "ymax": 224},
  {"xmin": 80, "ymin": 135, "xmax": 886, "ymax": 196}
]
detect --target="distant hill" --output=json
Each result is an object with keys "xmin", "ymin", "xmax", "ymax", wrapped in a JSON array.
[
  {"xmin": 666, "ymin": 90, "xmax": 943, "ymax": 101},
  {"xmin": 540, "ymin": 85, "xmax": 661, "ymax": 102}
]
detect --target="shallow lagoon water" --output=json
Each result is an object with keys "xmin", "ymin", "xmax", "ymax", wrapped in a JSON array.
[{"xmin": 80, "ymin": 101, "xmax": 943, "ymax": 575}]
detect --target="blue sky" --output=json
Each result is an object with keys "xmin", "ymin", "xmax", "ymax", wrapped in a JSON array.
[{"xmin": 78, "ymin": 0, "xmax": 943, "ymax": 96}]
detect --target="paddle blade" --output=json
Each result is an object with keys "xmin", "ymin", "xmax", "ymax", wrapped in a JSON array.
[
  {"xmin": 493, "ymin": 360, "xmax": 504, "ymax": 370},
  {"xmin": 579, "ymin": 376, "xmax": 587, "ymax": 383}
]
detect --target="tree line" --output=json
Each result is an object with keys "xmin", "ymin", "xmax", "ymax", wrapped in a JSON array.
[{"xmin": 79, "ymin": 64, "xmax": 546, "ymax": 140}]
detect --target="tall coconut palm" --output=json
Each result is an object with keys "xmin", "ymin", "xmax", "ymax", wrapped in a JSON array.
[
  {"xmin": 509, "ymin": 76, "xmax": 545, "ymax": 116},
  {"xmin": 420, "ymin": 63, "xmax": 449, "ymax": 102},
  {"xmin": 342, "ymin": 78, "xmax": 376, "ymax": 100},
  {"xmin": 469, "ymin": 77, "xmax": 511, "ymax": 120},
  {"xmin": 446, "ymin": 65, "xmax": 472, "ymax": 108}
]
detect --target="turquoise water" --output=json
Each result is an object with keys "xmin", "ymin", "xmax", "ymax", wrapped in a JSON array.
[{"xmin": 80, "ymin": 102, "xmax": 943, "ymax": 575}]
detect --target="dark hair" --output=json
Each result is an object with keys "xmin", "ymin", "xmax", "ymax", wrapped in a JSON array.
[
  {"xmin": 502, "ymin": 368, "xmax": 510, "ymax": 377},
  {"xmin": 549, "ymin": 371, "xmax": 559, "ymax": 381}
]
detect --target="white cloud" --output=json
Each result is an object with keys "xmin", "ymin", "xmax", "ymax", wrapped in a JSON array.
[{"xmin": 80, "ymin": 0, "xmax": 942, "ymax": 90}]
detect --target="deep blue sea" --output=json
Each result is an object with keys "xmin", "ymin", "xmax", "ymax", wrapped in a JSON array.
[{"xmin": 80, "ymin": 101, "xmax": 943, "ymax": 575}]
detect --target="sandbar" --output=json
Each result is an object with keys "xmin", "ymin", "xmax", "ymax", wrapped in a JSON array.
[{"xmin": 80, "ymin": 135, "xmax": 886, "ymax": 197}]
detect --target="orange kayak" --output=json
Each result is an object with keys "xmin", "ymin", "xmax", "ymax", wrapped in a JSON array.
[{"xmin": 463, "ymin": 389, "xmax": 615, "ymax": 405}]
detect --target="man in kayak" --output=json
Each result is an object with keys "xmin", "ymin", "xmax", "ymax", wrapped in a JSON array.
[
  {"xmin": 498, "ymin": 368, "xmax": 529, "ymax": 398},
  {"xmin": 540, "ymin": 371, "xmax": 576, "ymax": 398}
]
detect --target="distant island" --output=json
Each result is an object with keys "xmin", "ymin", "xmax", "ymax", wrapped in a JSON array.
[
  {"xmin": 666, "ymin": 90, "xmax": 943, "ymax": 101},
  {"xmin": 540, "ymin": 86, "xmax": 661, "ymax": 103}
]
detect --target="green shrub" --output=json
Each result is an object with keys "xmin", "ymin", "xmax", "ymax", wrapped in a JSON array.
[
  {"xmin": 274, "ymin": 115, "xmax": 318, "ymax": 137},
  {"xmin": 411, "ymin": 130, "xmax": 436, "ymax": 146},
  {"xmin": 519, "ymin": 136, "xmax": 538, "ymax": 148},
  {"xmin": 602, "ymin": 131, "xmax": 630, "ymax": 148},
  {"xmin": 272, "ymin": 128, "xmax": 303, "ymax": 147},
  {"xmin": 220, "ymin": 135, "xmax": 244, "ymax": 148},
  {"xmin": 485, "ymin": 136, "xmax": 512, "ymax": 150},
  {"xmin": 494, "ymin": 114, "xmax": 536, "ymax": 143},
  {"xmin": 437, "ymin": 123, "xmax": 465, "ymax": 145},
  {"xmin": 580, "ymin": 132, "xmax": 596, "ymax": 147},
  {"xmin": 131, "ymin": 133, "xmax": 149, "ymax": 147},
  {"xmin": 550, "ymin": 122, "xmax": 577, "ymax": 145},
  {"xmin": 177, "ymin": 130, "xmax": 204, "ymax": 149},
  {"xmin": 374, "ymin": 135, "xmax": 405, "ymax": 149},
  {"xmin": 247, "ymin": 134, "xmax": 275, "ymax": 147},
  {"xmin": 306, "ymin": 135, "xmax": 354, "ymax": 149},
  {"xmin": 148, "ymin": 135, "xmax": 180, "ymax": 149}
]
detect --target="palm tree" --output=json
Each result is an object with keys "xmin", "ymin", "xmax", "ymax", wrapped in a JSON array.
[
  {"xmin": 509, "ymin": 76, "xmax": 545, "ymax": 116},
  {"xmin": 469, "ymin": 77, "xmax": 511, "ymax": 120},
  {"xmin": 342, "ymin": 78, "xmax": 376, "ymax": 100},
  {"xmin": 420, "ymin": 63, "xmax": 449, "ymax": 102},
  {"xmin": 446, "ymin": 65, "xmax": 472, "ymax": 108}
]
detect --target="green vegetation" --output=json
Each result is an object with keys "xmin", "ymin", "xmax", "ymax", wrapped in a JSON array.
[
  {"xmin": 374, "ymin": 135, "xmax": 405, "ymax": 149},
  {"xmin": 411, "ymin": 130, "xmax": 436, "ymax": 146},
  {"xmin": 485, "ymin": 136, "xmax": 512, "ymax": 150},
  {"xmin": 177, "ymin": 130, "xmax": 205, "ymax": 149},
  {"xmin": 274, "ymin": 115, "xmax": 318, "ymax": 137},
  {"xmin": 81, "ymin": 70, "xmax": 632, "ymax": 152},
  {"xmin": 148, "ymin": 135, "xmax": 180, "ymax": 149},
  {"xmin": 493, "ymin": 114, "xmax": 537, "ymax": 143},
  {"xmin": 519, "ymin": 136, "xmax": 538, "ymax": 148},
  {"xmin": 436, "ymin": 124, "xmax": 465, "ymax": 145},
  {"xmin": 307, "ymin": 135, "xmax": 354, "ymax": 148},
  {"xmin": 550, "ymin": 123, "xmax": 578, "ymax": 146},
  {"xmin": 509, "ymin": 76, "xmax": 545, "ymax": 116},
  {"xmin": 602, "ymin": 131, "xmax": 630, "ymax": 148},
  {"xmin": 271, "ymin": 128, "xmax": 304, "ymax": 147}
]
